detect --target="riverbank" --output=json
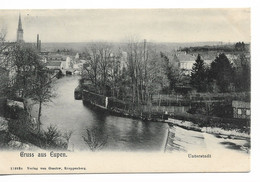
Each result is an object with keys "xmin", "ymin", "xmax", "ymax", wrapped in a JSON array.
[
  {"xmin": 81, "ymin": 88, "xmax": 250, "ymax": 140},
  {"xmin": 82, "ymin": 90, "xmax": 169, "ymax": 122},
  {"xmin": 0, "ymin": 116, "xmax": 41, "ymax": 150}
]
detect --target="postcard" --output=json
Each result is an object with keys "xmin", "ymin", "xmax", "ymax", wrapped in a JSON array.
[{"xmin": 0, "ymin": 9, "xmax": 250, "ymax": 174}]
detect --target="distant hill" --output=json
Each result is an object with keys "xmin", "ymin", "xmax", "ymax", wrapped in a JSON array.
[
  {"xmin": 40, "ymin": 41, "xmax": 239, "ymax": 53},
  {"xmin": 179, "ymin": 43, "xmax": 250, "ymax": 53}
]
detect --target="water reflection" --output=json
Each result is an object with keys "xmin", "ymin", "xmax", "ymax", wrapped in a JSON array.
[{"xmin": 41, "ymin": 76, "xmax": 168, "ymax": 152}]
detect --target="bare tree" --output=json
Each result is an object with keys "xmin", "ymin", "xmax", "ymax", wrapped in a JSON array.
[
  {"xmin": 30, "ymin": 70, "xmax": 54, "ymax": 133},
  {"xmin": 81, "ymin": 43, "xmax": 100, "ymax": 89},
  {"xmin": 97, "ymin": 43, "xmax": 113, "ymax": 96},
  {"xmin": 81, "ymin": 42, "xmax": 113, "ymax": 96},
  {"xmin": 82, "ymin": 128, "xmax": 107, "ymax": 151},
  {"xmin": 0, "ymin": 27, "xmax": 9, "ymax": 96},
  {"xmin": 126, "ymin": 38, "xmax": 143, "ymax": 104},
  {"xmin": 0, "ymin": 26, "xmax": 7, "ymax": 53}
]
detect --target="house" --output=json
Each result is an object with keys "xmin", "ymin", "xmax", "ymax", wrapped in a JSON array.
[
  {"xmin": 46, "ymin": 61, "xmax": 62, "ymax": 70},
  {"xmin": 176, "ymin": 51, "xmax": 218, "ymax": 75},
  {"xmin": 177, "ymin": 52, "xmax": 197, "ymax": 75},
  {"xmin": 47, "ymin": 54, "xmax": 71, "ymax": 69},
  {"xmin": 232, "ymin": 100, "xmax": 250, "ymax": 119}
]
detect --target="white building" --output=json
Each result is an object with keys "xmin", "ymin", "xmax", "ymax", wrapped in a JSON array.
[
  {"xmin": 47, "ymin": 54, "xmax": 71, "ymax": 70},
  {"xmin": 177, "ymin": 52, "xmax": 197, "ymax": 75},
  {"xmin": 177, "ymin": 52, "xmax": 216, "ymax": 75},
  {"xmin": 46, "ymin": 61, "xmax": 62, "ymax": 70}
]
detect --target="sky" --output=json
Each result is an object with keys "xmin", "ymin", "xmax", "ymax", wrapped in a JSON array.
[{"xmin": 0, "ymin": 9, "xmax": 250, "ymax": 43}]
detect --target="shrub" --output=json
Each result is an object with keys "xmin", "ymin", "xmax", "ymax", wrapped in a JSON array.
[{"xmin": 82, "ymin": 128, "xmax": 107, "ymax": 151}]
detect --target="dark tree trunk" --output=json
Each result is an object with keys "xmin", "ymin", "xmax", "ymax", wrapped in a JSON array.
[{"xmin": 37, "ymin": 101, "xmax": 42, "ymax": 134}]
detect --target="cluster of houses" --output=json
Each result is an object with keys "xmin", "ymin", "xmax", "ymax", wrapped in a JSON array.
[{"xmin": 170, "ymin": 51, "xmax": 250, "ymax": 76}]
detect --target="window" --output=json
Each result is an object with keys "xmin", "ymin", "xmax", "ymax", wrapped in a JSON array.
[
  {"xmin": 237, "ymin": 109, "xmax": 242, "ymax": 115},
  {"xmin": 246, "ymin": 109, "xmax": 250, "ymax": 116}
]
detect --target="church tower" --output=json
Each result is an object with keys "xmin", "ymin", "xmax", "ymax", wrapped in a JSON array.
[{"xmin": 17, "ymin": 14, "xmax": 24, "ymax": 43}]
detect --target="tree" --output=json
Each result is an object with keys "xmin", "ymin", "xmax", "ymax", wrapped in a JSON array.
[
  {"xmin": 234, "ymin": 53, "xmax": 250, "ymax": 91},
  {"xmin": 97, "ymin": 43, "xmax": 113, "ymax": 96},
  {"xmin": 7, "ymin": 44, "xmax": 43, "ymax": 99},
  {"xmin": 235, "ymin": 42, "xmax": 246, "ymax": 51},
  {"xmin": 209, "ymin": 53, "xmax": 234, "ymax": 92},
  {"xmin": 136, "ymin": 48, "xmax": 168, "ymax": 106},
  {"xmin": 81, "ymin": 44, "xmax": 100, "ymax": 90},
  {"xmin": 0, "ymin": 26, "xmax": 7, "ymax": 54},
  {"xmin": 126, "ymin": 38, "xmax": 143, "ymax": 104},
  {"xmin": 81, "ymin": 43, "xmax": 113, "ymax": 96},
  {"xmin": 30, "ymin": 69, "xmax": 54, "ymax": 133},
  {"xmin": 0, "ymin": 27, "xmax": 9, "ymax": 97},
  {"xmin": 6, "ymin": 44, "xmax": 54, "ymax": 133},
  {"xmin": 190, "ymin": 54, "xmax": 207, "ymax": 92},
  {"xmin": 160, "ymin": 52, "xmax": 183, "ymax": 93}
]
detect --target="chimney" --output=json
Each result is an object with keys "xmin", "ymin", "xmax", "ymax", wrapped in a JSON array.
[
  {"xmin": 37, "ymin": 34, "xmax": 39, "ymax": 50},
  {"xmin": 144, "ymin": 39, "xmax": 147, "ymax": 60},
  {"xmin": 36, "ymin": 34, "xmax": 41, "ymax": 52},
  {"xmin": 39, "ymin": 40, "xmax": 41, "ymax": 52}
]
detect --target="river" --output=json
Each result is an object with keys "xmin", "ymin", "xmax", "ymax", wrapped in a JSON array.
[
  {"xmin": 40, "ymin": 76, "xmax": 250, "ymax": 156},
  {"xmin": 41, "ymin": 76, "xmax": 168, "ymax": 152}
]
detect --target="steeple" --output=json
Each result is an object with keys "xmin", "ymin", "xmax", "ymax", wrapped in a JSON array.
[{"xmin": 17, "ymin": 13, "xmax": 24, "ymax": 43}]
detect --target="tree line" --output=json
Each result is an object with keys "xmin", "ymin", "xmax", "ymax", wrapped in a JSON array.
[
  {"xmin": 80, "ymin": 40, "xmax": 250, "ymax": 107},
  {"xmin": 190, "ymin": 53, "xmax": 250, "ymax": 93},
  {"xmin": 1, "ymin": 33, "xmax": 53, "ymax": 133},
  {"xmin": 80, "ymin": 40, "xmax": 172, "ymax": 105}
]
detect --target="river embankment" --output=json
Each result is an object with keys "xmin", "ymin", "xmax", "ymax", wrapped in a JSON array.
[{"xmin": 0, "ymin": 116, "xmax": 41, "ymax": 150}]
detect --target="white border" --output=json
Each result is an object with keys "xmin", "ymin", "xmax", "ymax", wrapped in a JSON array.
[{"xmin": 1, "ymin": 0, "xmax": 259, "ymax": 181}]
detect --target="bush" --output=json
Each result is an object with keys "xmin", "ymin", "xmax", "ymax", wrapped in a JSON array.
[{"xmin": 82, "ymin": 128, "xmax": 107, "ymax": 151}]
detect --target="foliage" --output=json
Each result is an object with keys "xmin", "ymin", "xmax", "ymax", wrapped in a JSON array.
[
  {"xmin": 235, "ymin": 42, "xmax": 246, "ymax": 51},
  {"xmin": 233, "ymin": 53, "xmax": 250, "ymax": 92},
  {"xmin": 30, "ymin": 69, "xmax": 54, "ymax": 133},
  {"xmin": 8, "ymin": 120, "xmax": 70, "ymax": 150},
  {"xmin": 82, "ymin": 128, "xmax": 107, "ymax": 151},
  {"xmin": 0, "ymin": 68, "xmax": 9, "ymax": 96},
  {"xmin": 81, "ymin": 40, "xmax": 170, "ymax": 105},
  {"xmin": 4, "ymin": 44, "xmax": 55, "ymax": 133},
  {"xmin": 190, "ymin": 54, "xmax": 208, "ymax": 92},
  {"xmin": 160, "ymin": 52, "xmax": 183, "ymax": 93},
  {"xmin": 44, "ymin": 125, "xmax": 61, "ymax": 147},
  {"xmin": 209, "ymin": 53, "xmax": 234, "ymax": 92}
]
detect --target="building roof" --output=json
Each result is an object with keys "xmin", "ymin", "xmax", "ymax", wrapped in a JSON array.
[
  {"xmin": 200, "ymin": 53, "xmax": 218, "ymax": 61},
  {"xmin": 46, "ymin": 61, "xmax": 62, "ymax": 67},
  {"xmin": 47, "ymin": 54, "xmax": 67, "ymax": 61},
  {"xmin": 176, "ymin": 53, "xmax": 196, "ymax": 62},
  {"xmin": 232, "ymin": 100, "xmax": 250, "ymax": 108}
]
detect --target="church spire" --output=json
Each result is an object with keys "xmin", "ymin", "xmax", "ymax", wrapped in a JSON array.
[
  {"xmin": 18, "ymin": 13, "xmax": 23, "ymax": 30},
  {"xmin": 17, "ymin": 13, "xmax": 24, "ymax": 43}
]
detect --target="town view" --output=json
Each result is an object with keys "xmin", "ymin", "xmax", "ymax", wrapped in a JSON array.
[{"xmin": 0, "ymin": 10, "xmax": 250, "ymax": 155}]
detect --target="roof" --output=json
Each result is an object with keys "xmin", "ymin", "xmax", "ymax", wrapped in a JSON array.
[
  {"xmin": 46, "ymin": 61, "xmax": 62, "ymax": 67},
  {"xmin": 47, "ymin": 54, "xmax": 67, "ymax": 61},
  {"xmin": 232, "ymin": 100, "xmax": 250, "ymax": 108},
  {"xmin": 200, "ymin": 53, "xmax": 218, "ymax": 61},
  {"xmin": 176, "ymin": 53, "xmax": 196, "ymax": 62}
]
